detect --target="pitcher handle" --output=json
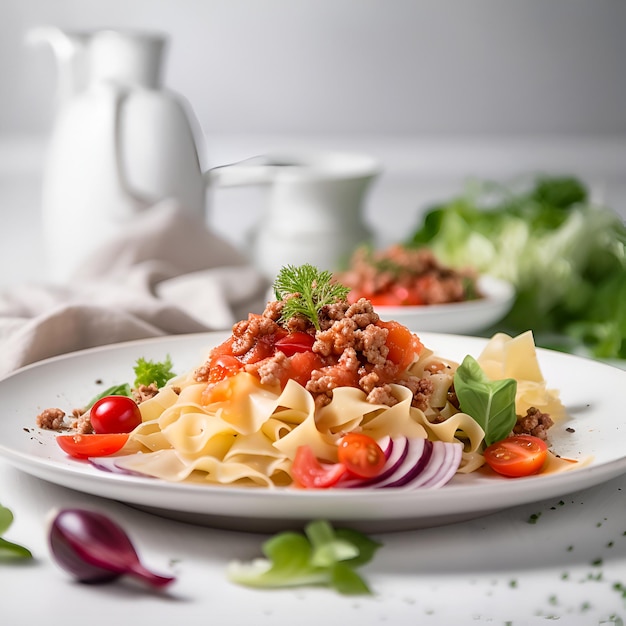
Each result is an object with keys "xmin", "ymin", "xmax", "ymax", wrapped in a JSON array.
[{"xmin": 111, "ymin": 86, "xmax": 162, "ymax": 211}]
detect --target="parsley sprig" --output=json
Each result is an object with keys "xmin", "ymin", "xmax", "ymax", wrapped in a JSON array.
[{"xmin": 273, "ymin": 264, "xmax": 350, "ymax": 330}]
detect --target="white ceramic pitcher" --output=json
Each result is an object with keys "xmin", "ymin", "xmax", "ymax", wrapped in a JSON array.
[
  {"xmin": 28, "ymin": 27, "xmax": 206, "ymax": 283},
  {"xmin": 207, "ymin": 152, "xmax": 380, "ymax": 279}
]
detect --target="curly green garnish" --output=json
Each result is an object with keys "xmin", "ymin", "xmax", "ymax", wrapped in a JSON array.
[{"xmin": 273, "ymin": 264, "xmax": 350, "ymax": 330}]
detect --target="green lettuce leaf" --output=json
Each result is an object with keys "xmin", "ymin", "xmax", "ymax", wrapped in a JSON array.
[{"xmin": 408, "ymin": 175, "xmax": 626, "ymax": 360}]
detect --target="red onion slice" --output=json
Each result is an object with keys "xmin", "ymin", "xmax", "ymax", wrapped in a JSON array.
[{"xmin": 89, "ymin": 455, "xmax": 153, "ymax": 478}]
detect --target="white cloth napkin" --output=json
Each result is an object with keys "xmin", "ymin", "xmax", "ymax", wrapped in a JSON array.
[{"xmin": 0, "ymin": 200, "xmax": 270, "ymax": 377}]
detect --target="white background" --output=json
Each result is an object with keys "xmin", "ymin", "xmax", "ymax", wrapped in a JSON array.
[
  {"xmin": 0, "ymin": 0, "xmax": 625, "ymax": 286},
  {"xmin": 2, "ymin": 0, "xmax": 626, "ymax": 138}
]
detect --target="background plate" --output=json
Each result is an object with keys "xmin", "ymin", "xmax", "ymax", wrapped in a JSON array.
[{"xmin": 373, "ymin": 275, "xmax": 515, "ymax": 333}]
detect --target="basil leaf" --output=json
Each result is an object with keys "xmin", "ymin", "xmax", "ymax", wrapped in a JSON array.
[
  {"xmin": 0, "ymin": 537, "xmax": 33, "ymax": 560},
  {"xmin": 0, "ymin": 503, "xmax": 13, "ymax": 535},
  {"xmin": 227, "ymin": 520, "xmax": 381, "ymax": 594},
  {"xmin": 454, "ymin": 355, "xmax": 517, "ymax": 446},
  {"xmin": 329, "ymin": 562, "xmax": 371, "ymax": 595},
  {"xmin": 83, "ymin": 383, "xmax": 133, "ymax": 411},
  {"xmin": 0, "ymin": 504, "xmax": 32, "ymax": 561},
  {"xmin": 335, "ymin": 527, "xmax": 383, "ymax": 567}
]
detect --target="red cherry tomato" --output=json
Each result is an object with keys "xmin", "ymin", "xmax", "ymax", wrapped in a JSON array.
[
  {"xmin": 275, "ymin": 331, "xmax": 315, "ymax": 356},
  {"xmin": 337, "ymin": 433, "xmax": 386, "ymax": 478},
  {"xmin": 483, "ymin": 435, "xmax": 549, "ymax": 478},
  {"xmin": 291, "ymin": 445, "xmax": 347, "ymax": 488},
  {"xmin": 90, "ymin": 395, "xmax": 142, "ymax": 434},
  {"xmin": 56, "ymin": 433, "xmax": 129, "ymax": 459}
]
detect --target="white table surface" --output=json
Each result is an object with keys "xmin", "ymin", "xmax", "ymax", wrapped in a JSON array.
[
  {"xmin": 1, "ymin": 134, "xmax": 626, "ymax": 625},
  {"xmin": 2, "ymin": 457, "xmax": 626, "ymax": 625}
]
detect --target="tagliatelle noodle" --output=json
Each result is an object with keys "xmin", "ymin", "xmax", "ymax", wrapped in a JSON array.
[
  {"xmin": 477, "ymin": 331, "xmax": 565, "ymax": 419},
  {"xmin": 316, "ymin": 385, "xmax": 428, "ymax": 441},
  {"xmin": 270, "ymin": 379, "xmax": 337, "ymax": 461},
  {"xmin": 114, "ymin": 447, "xmax": 284, "ymax": 486}
]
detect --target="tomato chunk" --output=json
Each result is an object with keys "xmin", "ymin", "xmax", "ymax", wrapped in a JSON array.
[
  {"xmin": 377, "ymin": 320, "xmax": 423, "ymax": 371},
  {"xmin": 56, "ymin": 433, "xmax": 130, "ymax": 459},
  {"xmin": 291, "ymin": 445, "xmax": 347, "ymax": 488},
  {"xmin": 207, "ymin": 354, "xmax": 244, "ymax": 385},
  {"xmin": 279, "ymin": 350, "xmax": 326, "ymax": 388},
  {"xmin": 483, "ymin": 435, "xmax": 549, "ymax": 478},
  {"xmin": 337, "ymin": 433, "xmax": 386, "ymax": 478}
]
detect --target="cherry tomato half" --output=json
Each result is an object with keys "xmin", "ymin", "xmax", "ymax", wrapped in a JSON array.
[
  {"xmin": 90, "ymin": 395, "xmax": 142, "ymax": 434},
  {"xmin": 291, "ymin": 445, "xmax": 347, "ymax": 488},
  {"xmin": 56, "ymin": 433, "xmax": 129, "ymax": 459},
  {"xmin": 337, "ymin": 433, "xmax": 386, "ymax": 478},
  {"xmin": 483, "ymin": 435, "xmax": 549, "ymax": 478}
]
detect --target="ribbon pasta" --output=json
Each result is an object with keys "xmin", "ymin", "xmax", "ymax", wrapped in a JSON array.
[{"xmin": 115, "ymin": 331, "xmax": 565, "ymax": 487}]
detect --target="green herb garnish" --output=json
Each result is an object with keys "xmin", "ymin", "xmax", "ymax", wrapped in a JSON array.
[
  {"xmin": 81, "ymin": 356, "xmax": 176, "ymax": 411},
  {"xmin": 453, "ymin": 355, "xmax": 517, "ymax": 447},
  {"xmin": 0, "ymin": 503, "xmax": 32, "ymax": 561},
  {"xmin": 227, "ymin": 519, "xmax": 381, "ymax": 595},
  {"xmin": 133, "ymin": 355, "xmax": 176, "ymax": 388},
  {"xmin": 273, "ymin": 264, "xmax": 350, "ymax": 330}
]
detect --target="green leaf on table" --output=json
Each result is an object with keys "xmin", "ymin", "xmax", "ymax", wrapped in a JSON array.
[
  {"xmin": 454, "ymin": 355, "xmax": 517, "ymax": 446},
  {"xmin": 0, "ymin": 504, "xmax": 32, "ymax": 561},
  {"xmin": 0, "ymin": 537, "xmax": 33, "ymax": 560},
  {"xmin": 227, "ymin": 520, "xmax": 381, "ymax": 594},
  {"xmin": 0, "ymin": 503, "xmax": 13, "ymax": 535}
]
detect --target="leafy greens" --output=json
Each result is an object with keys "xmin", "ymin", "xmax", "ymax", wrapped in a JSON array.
[
  {"xmin": 408, "ymin": 175, "xmax": 626, "ymax": 360},
  {"xmin": 81, "ymin": 355, "xmax": 176, "ymax": 411},
  {"xmin": 227, "ymin": 519, "xmax": 381, "ymax": 594},
  {"xmin": 0, "ymin": 503, "xmax": 32, "ymax": 561},
  {"xmin": 133, "ymin": 355, "xmax": 176, "ymax": 388}
]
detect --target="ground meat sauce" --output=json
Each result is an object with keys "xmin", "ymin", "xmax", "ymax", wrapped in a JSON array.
[
  {"xmin": 35, "ymin": 406, "xmax": 93, "ymax": 433},
  {"xmin": 513, "ymin": 406, "xmax": 554, "ymax": 440},
  {"xmin": 336, "ymin": 244, "xmax": 481, "ymax": 306},
  {"xmin": 195, "ymin": 295, "xmax": 432, "ymax": 410}
]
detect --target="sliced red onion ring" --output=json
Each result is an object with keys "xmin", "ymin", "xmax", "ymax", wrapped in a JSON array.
[
  {"xmin": 337, "ymin": 436, "xmax": 462, "ymax": 490},
  {"xmin": 89, "ymin": 455, "xmax": 153, "ymax": 477},
  {"xmin": 88, "ymin": 436, "xmax": 463, "ymax": 491}
]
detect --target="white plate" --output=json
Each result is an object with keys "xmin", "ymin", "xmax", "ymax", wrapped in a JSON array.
[
  {"xmin": 374, "ymin": 275, "xmax": 515, "ymax": 333},
  {"xmin": 1, "ymin": 332, "xmax": 625, "ymax": 533}
]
